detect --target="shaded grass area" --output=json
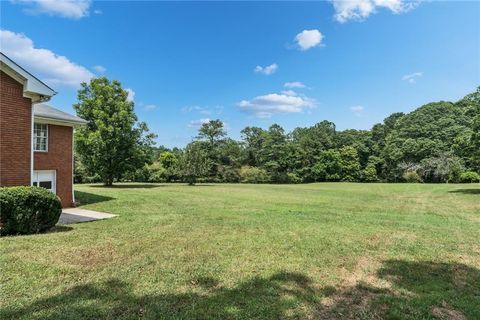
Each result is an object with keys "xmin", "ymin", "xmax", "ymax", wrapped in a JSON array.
[{"xmin": 1, "ymin": 183, "xmax": 479, "ymax": 319}]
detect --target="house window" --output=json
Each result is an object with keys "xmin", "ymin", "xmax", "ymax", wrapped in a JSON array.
[
  {"xmin": 32, "ymin": 170, "xmax": 56, "ymax": 194},
  {"xmin": 34, "ymin": 123, "xmax": 48, "ymax": 151}
]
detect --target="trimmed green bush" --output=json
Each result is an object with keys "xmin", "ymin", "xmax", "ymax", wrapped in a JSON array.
[
  {"xmin": 403, "ymin": 171, "xmax": 422, "ymax": 183},
  {"xmin": 217, "ymin": 165, "xmax": 241, "ymax": 183},
  {"xmin": 459, "ymin": 171, "xmax": 480, "ymax": 183},
  {"xmin": 0, "ymin": 186, "xmax": 62, "ymax": 236},
  {"xmin": 239, "ymin": 166, "xmax": 270, "ymax": 184},
  {"xmin": 362, "ymin": 163, "xmax": 379, "ymax": 182}
]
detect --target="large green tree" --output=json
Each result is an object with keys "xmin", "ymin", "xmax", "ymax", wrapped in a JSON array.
[
  {"xmin": 74, "ymin": 77, "xmax": 156, "ymax": 186},
  {"xmin": 382, "ymin": 102, "xmax": 471, "ymax": 180},
  {"xmin": 473, "ymin": 110, "xmax": 480, "ymax": 171},
  {"xmin": 258, "ymin": 124, "xmax": 289, "ymax": 182},
  {"xmin": 178, "ymin": 142, "xmax": 211, "ymax": 185},
  {"xmin": 197, "ymin": 119, "xmax": 227, "ymax": 145},
  {"xmin": 457, "ymin": 87, "xmax": 480, "ymax": 171},
  {"xmin": 290, "ymin": 121, "xmax": 336, "ymax": 181},
  {"xmin": 240, "ymin": 126, "xmax": 266, "ymax": 167},
  {"xmin": 312, "ymin": 149, "xmax": 342, "ymax": 181},
  {"xmin": 339, "ymin": 146, "xmax": 361, "ymax": 182},
  {"xmin": 195, "ymin": 119, "xmax": 227, "ymax": 177}
]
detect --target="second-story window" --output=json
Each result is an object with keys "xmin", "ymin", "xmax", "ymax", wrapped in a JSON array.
[{"xmin": 34, "ymin": 123, "xmax": 48, "ymax": 151}]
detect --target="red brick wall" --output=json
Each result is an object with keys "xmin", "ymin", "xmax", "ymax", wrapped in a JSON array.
[
  {"xmin": 34, "ymin": 125, "xmax": 73, "ymax": 207},
  {"xmin": 0, "ymin": 71, "xmax": 32, "ymax": 186}
]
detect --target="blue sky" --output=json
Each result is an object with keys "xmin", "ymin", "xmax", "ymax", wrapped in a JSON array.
[{"xmin": 2, "ymin": 1, "xmax": 479, "ymax": 148}]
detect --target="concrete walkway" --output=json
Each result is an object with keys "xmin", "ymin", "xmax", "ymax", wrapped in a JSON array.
[{"xmin": 58, "ymin": 208, "xmax": 117, "ymax": 225}]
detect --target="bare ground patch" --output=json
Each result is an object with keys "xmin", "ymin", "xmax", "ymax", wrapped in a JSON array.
[{"xmin": 431, "ymin": 301, "xmax": 466, "ymax": 320}]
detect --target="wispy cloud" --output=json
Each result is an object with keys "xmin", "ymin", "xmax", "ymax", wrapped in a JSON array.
[
  {"xmin": 12, "ymin": 0, "xmax": 92, "ymax": 19},
  {"xmin": 238, "ymin": 91, "xmax": 317, "ymax": 118},
  {"xmin": 254, "ymin": 63, "xmax": 278, "ymax": 75},
  {"xmin": 332, "ymin": 0, "xmax": 418, "ymax": 23},
  {"xmin": 295, "ymin": 29, "xmax": 323, "ymax": 51},
  {"xmin": 143, "ymin": 104, "xmax": 157, "ymax": 111},
  {"xmin": 350, "ymin": 105, "xmax": 365, "ymax": 116},
  {"xmin": 187, "ymin": 118, "xmax": 211, "ymax": 128},
  {"xmin": 284, "ymin": 82, "xmax": 306, "ymax": 89},
  {"xmin": 402, "ymin": 72, "xmax": 422, "ymax": 83},
  {"xmin": 0, "ymin": 29, "xmax": 94, "ymax": 88},
  {"xmin": 125, "ymin": 88, "xmax": 135, "ymax": 102},
  {"xmin": 93, "ymin": 65, "xmax": 106, "ymax": 73},
  {"xmin": 182, "ymin": 105, "xmax": 223, "ymax": 116}
]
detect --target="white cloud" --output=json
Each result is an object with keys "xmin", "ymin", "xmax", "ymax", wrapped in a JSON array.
[
  {"xmin": 350, "ymin": 105, "xmax": 365, "ymax": 116},
  {"xmin": 182, "ymin": 105, "xmax": 205, "ymax": 113},
  {"xmin": 295, "ymin": 29, "xmax": 324, "ymax": 51},
  {"xmin": 93, "ymin": 65, "xmax": 106, "ymax": 73},
  {"xmin": 254, "ymin": 63, "xmax": 278, "ymax": 75},
  {"xmin": 280, "ymin": 90, "xmax": 297, "ymax": 96},
  {"xmin": 0, "ymin": 29, "xmax": 94, "ymax": 88},
  {"xmin": 93, "ymin": 9, "xmax": 102, "ymax": 15},
  {"xmin": 181, "ymin": 105, "xmax": 223, "ymax": 115},
  {"xmin": 284, "ymin": 82, "xmax": 306, "ymax": 89},
  {"xmin": 402, "ymin": 72, "xmax": 422, "ymax": 83},
  {"xmin": 332, "ymin": 0, "xmax": 418, "ymax": 23},
  {"xmin": 188, "ymin": 118, "xmax": 211, "ymax": 128},
  {"xmin": 12, "ymin": 0, "xmax": 92, "ymax": 19},
  {"xmin": 238, "ymin": 91, "xmax": 317, "ymax": 118},
  {"xmin": 143, "ymin": 104, "xmax": 157, "ymax": 111},
  {"xmin": 125, "ymin": 88, "xmax": 135, "ymax": 102}
]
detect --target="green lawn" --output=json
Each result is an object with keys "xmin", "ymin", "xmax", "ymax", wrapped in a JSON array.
[{"xmin": 1, "ymin": 183, "xmax": 479, "ymax": 319}]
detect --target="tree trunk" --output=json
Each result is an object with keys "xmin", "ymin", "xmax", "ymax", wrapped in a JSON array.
[{"xmin": 104, "ymin": 176, "xmax": 114, "ymax": 186}]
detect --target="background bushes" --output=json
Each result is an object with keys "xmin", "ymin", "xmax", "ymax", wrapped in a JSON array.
[
  {"xmin": 460, "ymin": 171, "xmax": 480, "ymax": 183},
  {"xmin": 240, "ymin": 166, "xmax": 270, "ymax": 183},
  {"xmin": 0, "ymin": 186, "xmax": 62, "ymax": 236},
  {"xmin": 403, "ymin": 171, "xmax": 423, "ymax": 183}
]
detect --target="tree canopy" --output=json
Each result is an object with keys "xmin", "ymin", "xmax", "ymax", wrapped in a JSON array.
[
  {"xmin": 74, "ymin": 77, "xmax": 156, "ymax": 186},
  {"xmin": 75, "ymin": 87, "xmax": 480, "ymax": 185}
]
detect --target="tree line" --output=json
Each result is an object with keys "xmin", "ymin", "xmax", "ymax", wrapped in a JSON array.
[{"xmin": 73, "ymin": 78, "xmax": 480, "ymax": 185}]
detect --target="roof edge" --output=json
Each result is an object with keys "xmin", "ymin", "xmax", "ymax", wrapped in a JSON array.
[
  {"xmin": 0, "ymin": 52, "xmax": 57, "ymax": 100},
  {"xmin": 34, "ymin": 115, "xmax": 87, "ymax": 128}
]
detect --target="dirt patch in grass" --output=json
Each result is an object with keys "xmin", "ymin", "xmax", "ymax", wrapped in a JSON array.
[
  {"xmin": 472, "ymin": 244, "xmax": 480, "ymax": 254},
  {"xmin": 316, "ymin": 256, "xmax": 391, "ymax": 319},
  {"xmin": 431, "ymin": 301, "xmax": 466, "ymax": 320},
  {"xmin": 54, "ymin": 243, "xmax": 122, "ymax": 268}
]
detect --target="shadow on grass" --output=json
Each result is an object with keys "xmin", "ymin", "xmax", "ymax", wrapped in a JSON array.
[
  {"xmin": 90, "ymin": 184, "xmax": 163, "ymax": 189},
  {"xmin": 47, "ymin": 225, "xmax": 74, "ymax": 234},
  {"xmin": 74, "ymin": 190, "xmax": 115, "ymax": 205},
  {"xmin": 319, "ymin": 260, "xmax": 480, "ymax": 319},
  {"xmin": 2, "ymin": 225, "xmax": 74, "ymax": 237},
  {"xmin": 2, "ymin": 262, "xmax": 478, "ymax": 319},
  {"xmin": 448, "ymin": 188, "xmax": 480, "ymax": 195},
  {"xmin": 0, "ymin": 272, "xmax": 316, "ymax": 319}
]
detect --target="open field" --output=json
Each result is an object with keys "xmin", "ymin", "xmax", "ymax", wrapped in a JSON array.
[{"xmin": 1, "ymin": 183, "xmax": 479, "ymax": 319}]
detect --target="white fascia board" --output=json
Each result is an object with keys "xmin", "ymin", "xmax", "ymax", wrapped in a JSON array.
[
  {"xmin": 0, "ymin": 53, "xmax": 56, "ymax": 100},
  {"xmin": 34, "ymin": 116, "xmax": 87, "ymax": 128}
]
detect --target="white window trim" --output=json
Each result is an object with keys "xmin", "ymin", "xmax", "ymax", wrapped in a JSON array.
[{"xmin": 33, "ymin": 123, "xmax": 48, "ymax": 152}]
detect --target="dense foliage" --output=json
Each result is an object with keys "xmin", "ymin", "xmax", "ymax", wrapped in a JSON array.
[
  {"xmin": 75, "ymin": 87, "xmax": 480, "ymax": 184},
  {"xmin": 0, "ymin": 186, "xmax": 62, "ymax": 236},
  {"xmin": 74, "ymin": 77, "xmax": 156, "ymax": 186}
]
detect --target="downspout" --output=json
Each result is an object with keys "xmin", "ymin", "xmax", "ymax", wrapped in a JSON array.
[
  {"xmin": 30, "ymin": 104, "xmax": 34, "ymax": 185},
  {"xmin": 31, "ymin": 95, "xmax": 53, "ymax": 185},
  {"xmin": 72, "ymin": 127, "xmax": 75, "ymax": 207}
]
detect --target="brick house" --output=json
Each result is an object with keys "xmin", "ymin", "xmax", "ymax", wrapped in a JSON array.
[{"xmin": 0, "ymin": 53, "xmax": 87, "ymax": 207}]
